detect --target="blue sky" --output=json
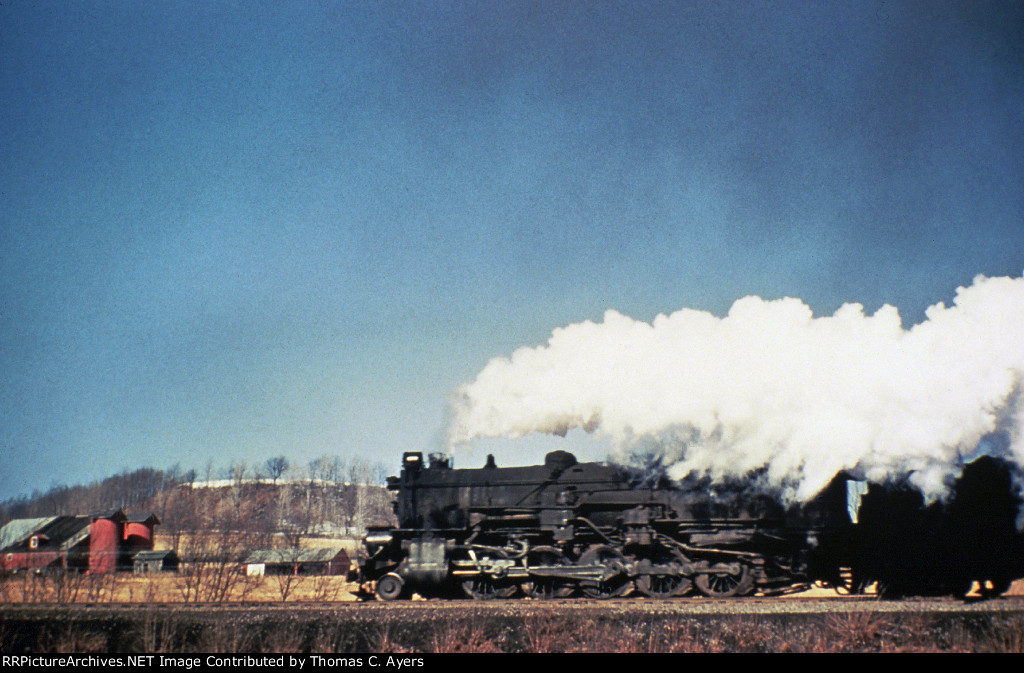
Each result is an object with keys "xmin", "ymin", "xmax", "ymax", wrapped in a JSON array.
[{"xmin": 2, "ymin": 1, "xmax": 1023, "ymax": 500}]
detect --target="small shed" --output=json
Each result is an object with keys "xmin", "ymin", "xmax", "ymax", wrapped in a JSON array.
[
  {"xmin": 243, "ymin": 547, "xmax": 349, "ymax": 577},
  {"xmin": 133, "ymin": 549, "xmax": 179, "ymax": 574}
]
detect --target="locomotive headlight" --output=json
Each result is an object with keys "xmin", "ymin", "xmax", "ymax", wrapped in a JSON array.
[{"xmin": 365, "ymin": 532, "xmax": 394, "ymax": 546}]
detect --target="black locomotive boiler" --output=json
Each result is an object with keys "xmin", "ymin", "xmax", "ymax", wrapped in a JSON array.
[{"xmin": 359, "ymin": 450, "xmax": 859, "ymax": 600}]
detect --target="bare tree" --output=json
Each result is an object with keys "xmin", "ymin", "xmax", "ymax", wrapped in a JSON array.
[
  {"xmin": 270, "ymin": 550, "xmax": 305, "ymax": 600},
  {"xmin": 176, "ymin": 525, "xmax": 261, "ymax": 604},
  {"xmin": 230, "ymin": 462, "xmax": 248, "ymax": 484},
  {"xmin": 310, "ymin": 573, "xmax": 345, "ymax": 602},
  {"xmin": 264, "ymin": 456, "xmax": 290, "ymax": 484}
]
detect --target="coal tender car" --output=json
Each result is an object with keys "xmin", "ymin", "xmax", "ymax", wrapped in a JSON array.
[
  {"xmin": 359, "ymin": 450, "xmax": 857, "ymax": 600},
  {"xmin": 843, "ymin": 454, "xmax": 1024, "ymax": 598}
]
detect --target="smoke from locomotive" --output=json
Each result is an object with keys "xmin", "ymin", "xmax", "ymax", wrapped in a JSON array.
[{"xmin": 448, "ymin": 274, "xmax": 1024, "ymax": 504}]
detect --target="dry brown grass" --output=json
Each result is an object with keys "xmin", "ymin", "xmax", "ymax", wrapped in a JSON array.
[
  {"xmin": 970, "ymin": 615, "xmax": 1024, "ymax": 653},
  {"xmin": 0, "ymin": 571, "xmax": 358, "ymax": 604},
  {"xmin": 429, "ymin": 622, "xmax": 503, "ymax": 653},
  {"xmin": 366, "ymin": 623, "xmax": 420, "ymax": 654},
  {"xmin": 5, "ymin": 608, "xmax": 1024, "ymax": 653},
  {"xmin": 517, "ymin": 615, "xmax": 715, "ymax": 653},
  {"xmin": 513, "ymin": 612, "xmax": 1024, "ymax": 653}
]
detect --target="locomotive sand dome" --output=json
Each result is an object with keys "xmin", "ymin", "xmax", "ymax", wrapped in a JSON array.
[{"xmin": 359, "ymin": 451, "xmax": 857, "ymax": 600}]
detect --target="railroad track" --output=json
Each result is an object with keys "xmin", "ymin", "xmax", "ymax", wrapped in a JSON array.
[{"xmin": 3, "ymin": 594, "xmax": 1023, "ymax": 615}]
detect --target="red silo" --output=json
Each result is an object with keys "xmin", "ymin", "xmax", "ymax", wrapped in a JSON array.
[
  {"xmin": 88, "ymin": 511, "xmax": 125, "ymax": 574},
  {"xmin": 123, "ymin": 514, "xmax": 158, "ymax": 551}
]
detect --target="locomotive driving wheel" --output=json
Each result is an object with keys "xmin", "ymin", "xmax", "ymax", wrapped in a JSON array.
[
  {"xmin": 636, "ymin": 549, "xmax": 692, "ymax": 598},
  {"xmin": 578, "ymin": 545, "xmax": 632, "ymax": 599},
  {"xmin": 694, "ymin": 561, "xmax": 754, "ymax": 598},
  {"xmin": 980, "ymin": 576, "xmax": 1013, "ymax": 598},
  {"xmin": 522, "ymin": 547, "xmax": 575, "ymax": 599},
  {"xmin": 833, "ymin": 567, "xmax": 869, "ymax": 596}
]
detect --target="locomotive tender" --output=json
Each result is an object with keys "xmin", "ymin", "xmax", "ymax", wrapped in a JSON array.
[{"xmin": 359, "ymin": 450, "xmax": 858, "ymax": 600}]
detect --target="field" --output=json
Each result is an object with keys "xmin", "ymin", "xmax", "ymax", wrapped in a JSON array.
[{"xmin": 0, "ymin": 570, "xmax": 358, "ymax": 605}]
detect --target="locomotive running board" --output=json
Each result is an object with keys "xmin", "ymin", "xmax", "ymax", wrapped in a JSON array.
[
  {"xmin": 449, "ymin": 564, "xmax": 611, "ymax": 581},
  {"xmin": 451, "ymin": 563, "xmax": 738, "ymax": 581}
]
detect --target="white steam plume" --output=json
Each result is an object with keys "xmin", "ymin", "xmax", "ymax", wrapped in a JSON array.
[{"xmin": 448, "ymin": 275, "xmax": 1024, "ymax": 502}]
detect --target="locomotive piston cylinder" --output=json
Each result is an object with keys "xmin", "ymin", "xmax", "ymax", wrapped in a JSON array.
[{"xmin": 402, "ymin": 539, "xmax": 447, "ymax": 585}]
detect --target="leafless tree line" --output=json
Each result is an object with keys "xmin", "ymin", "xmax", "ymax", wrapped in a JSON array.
[
  {"xmin": 0, "ymin": 467, "xmax": 190, "ymax": 522},
  {"xmin": 1, "ymin": 454, "xmax": 393, "ymax": 535}
]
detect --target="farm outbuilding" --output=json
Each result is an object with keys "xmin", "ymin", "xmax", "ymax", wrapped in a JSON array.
[
  {"xmin": 244, "ymin": 547, "xmax": 350, "ymax": 577},
  {"xmin": 0, "ymin": 509, "xmax": 163, "ymax": 574},
  {"xmin": 133, "ymin": 549, "xmax": 179, "ymax": 574}
]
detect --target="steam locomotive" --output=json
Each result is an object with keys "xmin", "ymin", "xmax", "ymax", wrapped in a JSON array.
[{"xmin": 358, "ymin": 450, "xmax": 1024, "ymax": 600}]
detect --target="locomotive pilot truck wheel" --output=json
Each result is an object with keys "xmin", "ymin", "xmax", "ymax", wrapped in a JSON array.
[{"xmin": 376, "ymin": 573, "xmax": 405, "ymax": 601}]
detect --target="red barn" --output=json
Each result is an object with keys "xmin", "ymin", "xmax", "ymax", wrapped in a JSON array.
[{"xmin": 0, "ymin": 509, "xmax": 160, "ymax": 574}]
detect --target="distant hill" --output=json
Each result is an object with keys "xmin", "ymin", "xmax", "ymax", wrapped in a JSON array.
[
  {"xmin": 0, "ymin": 462, "xmax": 396, "ymax": 551},
  {"xmin": 0, "ymin": 467, "xmax": 179, "ymax": 523}
]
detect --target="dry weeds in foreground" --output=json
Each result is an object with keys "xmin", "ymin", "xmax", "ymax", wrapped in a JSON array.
[{"xmin": 3, "ymin": 609, "xmax": 1024, "ymax": 653}]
